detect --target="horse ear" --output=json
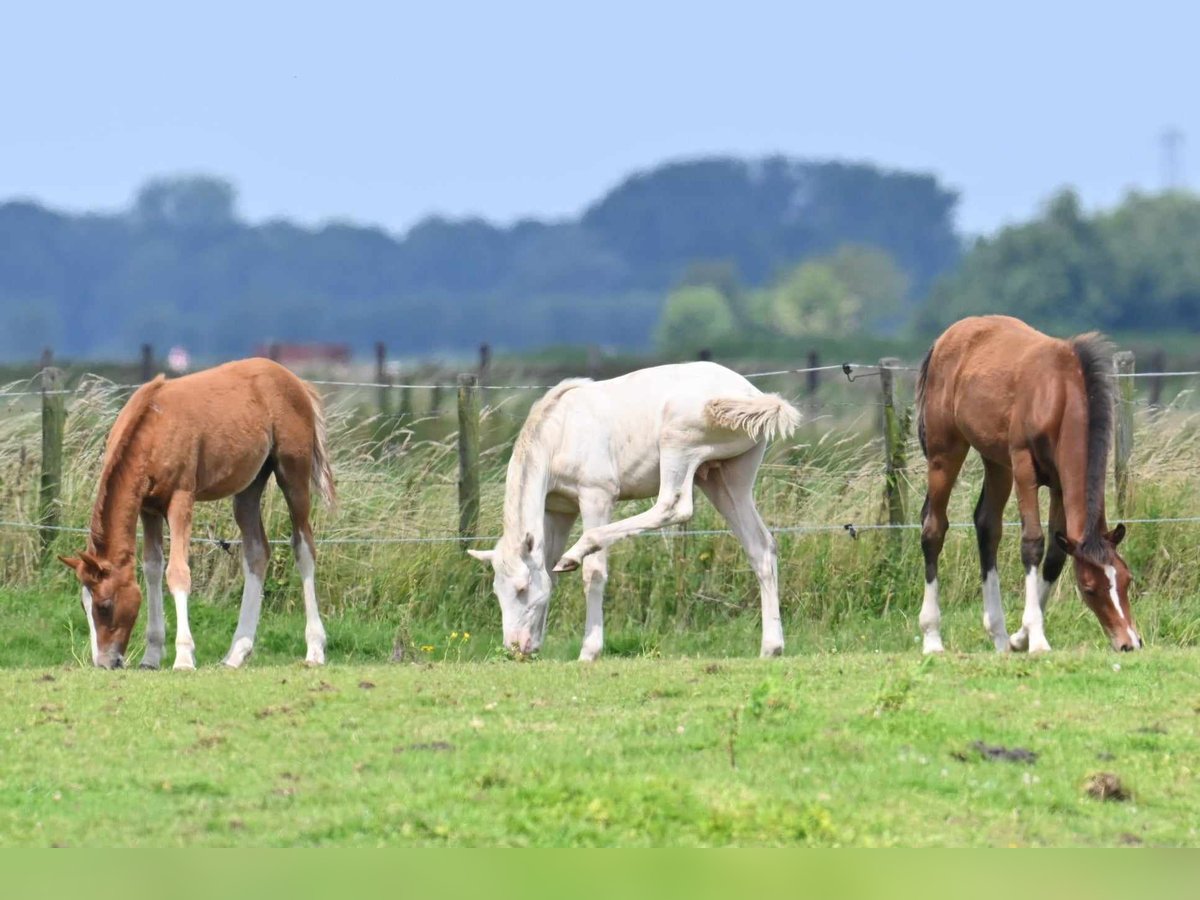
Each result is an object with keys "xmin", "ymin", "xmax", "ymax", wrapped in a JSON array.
[
  {"xmin": 466, "ymin": 548, "xmax": 495, "ymax": 563},
  {"xmin": 1107, "ymin": 523, "xmax": 1127, "ymax": 546},
  {"xmin": 1054, "ymin": 532, "xmax": 1078, "ymax": 556},
  {"xmin": 78, "ymin": 551, "xmax": 111, "ymax": 577},
  {"xmin": 58, "ymin": 555, "xmax": 83, "ymax": 575}
]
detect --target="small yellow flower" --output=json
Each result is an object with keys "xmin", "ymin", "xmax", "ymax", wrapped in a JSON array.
[
  {"xmin": 451, "ymin": 631, "xmax": 459, "ymax": 640},
  {"xmin": 420, "ymin": 644, "xmax": 435, "ymax": 653},
  {"xmin": 462, "ymin": 632, "xmax": 471, "ymax": 641}
]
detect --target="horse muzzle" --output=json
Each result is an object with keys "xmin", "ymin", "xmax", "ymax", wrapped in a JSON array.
[
  {"xmin": 1110, "ymin": 628, "xmax": 1142, "ymax": 652},
  {"xmin": 95, "ymin": 649, "xmax": 125, "ymax": 669}
]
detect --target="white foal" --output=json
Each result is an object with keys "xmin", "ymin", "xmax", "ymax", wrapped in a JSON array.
[{"xmin": 468, "ymin": 361, "xmax": 801, "ymax": 660}]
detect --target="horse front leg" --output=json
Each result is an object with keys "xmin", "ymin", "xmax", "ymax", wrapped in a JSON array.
[
  {"xmin": 1010, "ymin": 451, "xmax": 1051, "ymax": 654},
  {"xmin": 574, "ymin": 493, "xmax": 612, "ymax": 661},
  {"xmin": 553, "ymin": 451, "xmax": 701, "ymax": 573},
  {"xmin": 165, "ymin": 491, "xmax": 197, "ymax": 670},
  {"xmin": 140, "ymin": 511, "xmax": 166, "ymax": 669}
]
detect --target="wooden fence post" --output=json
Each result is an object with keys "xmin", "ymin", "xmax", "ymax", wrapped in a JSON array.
[
  {"xmin": 879, "ymin": 357, "xmax": 907, "ymax": 528},
  {"xmin": 140, "ymin": 343, "xmax": 154, "ymax": 381},
  {"xmin": 1113, "ymin": 350, "xmax": 1135, "ymax": 518},
  {"xmin": 478, "ymin": 343, "xmax": 492, "ymax": 385},
  {"xmin": 806, "ymin": 350, "xmax": 820, "ymax": 401},
  {"xmin": 457, "ymin": 373, "xmax": 481, "ymax": 537},
  {"xmin": 1148, "ymin": 349, "xmax": 1165, "ymax": 408},
  {"xmin": 374, "ymin": 342, "xmax": 390, "ymax": 417},
  {"xmin": 430, "ymin": 383, "xmax": 443, "ymax": 416},
  {"xmin": 39, "ymin": 367, "xmax": 66, "ymax": 559}
]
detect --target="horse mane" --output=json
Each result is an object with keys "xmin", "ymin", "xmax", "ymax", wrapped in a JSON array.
[
  {"xmin": 503, "ymin": 377, "xmax": 591, "ymax": 540},
  {"xmin": 90, "ymin": 376, "xmax": 166, "ymax": 550},
  {"xmin": 1070, "ymin": 333, "xmax": 1116, "ymax": 563},
  {"xmin": 914, "ymin": 345, "xmax": 933, "ymax": 459}
]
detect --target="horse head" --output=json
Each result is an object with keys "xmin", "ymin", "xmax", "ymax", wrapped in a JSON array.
[
  {"xmin": 468, "ymin": 532, "xmax": 552, "ymax": 655},
  {"xmin": 59, "ymin": 550, "xmax": 142, "ymax": 668},
  {"xmin": 1055, "ymin": 524, "xmax": 1140, "ymax": 651}
]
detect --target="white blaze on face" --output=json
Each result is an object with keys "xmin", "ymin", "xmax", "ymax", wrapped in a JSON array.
[
  {"xmin": 1103, "ymin": 565, "xmax": 1125, "ymax": 621},
  {"xmin": 82, "ymin": 586, "xmax": 99, "ymax": 665}
]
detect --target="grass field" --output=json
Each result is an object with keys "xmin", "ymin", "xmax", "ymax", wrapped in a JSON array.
[{"xmin": 3, "ymin": 649, "xmax": 1198, "ymax": 847}]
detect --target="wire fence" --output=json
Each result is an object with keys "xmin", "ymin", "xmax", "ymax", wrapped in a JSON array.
[{"xmin": 3, "ymin": 350, "xmax": 1200, "ymax": 555}]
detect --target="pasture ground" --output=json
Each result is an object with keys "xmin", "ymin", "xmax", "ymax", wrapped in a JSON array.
[{"xmin": 3, "ymin": 629, "xmax": 1198, "ymax": 846}]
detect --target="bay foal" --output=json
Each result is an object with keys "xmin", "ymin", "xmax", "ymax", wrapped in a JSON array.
[
  {"xmin": 60, "ymin": 359, "xmax": 335, "ymax": 669},
  {"xmin": 916, "ymin": 316, "xmax": 1139, "ymax": 654}
]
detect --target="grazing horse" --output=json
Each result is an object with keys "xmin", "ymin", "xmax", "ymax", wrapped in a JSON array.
[
  {"xmin": 468, "ymin": 361, "xmax": 801, "ymax": 659},
  {"xmin": 59, "ymin": 358, "xmax": 336, "ymax": 669},
  {"xmin": 915, "ymin": 315, "xmax": 1139, "ymax": 654}
]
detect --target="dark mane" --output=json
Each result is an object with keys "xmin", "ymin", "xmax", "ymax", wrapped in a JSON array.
[
  {"xmin": 89, "ymin": 376, "xmax": 166, "ymax": 550},
  {"xmin": 1070, "ymin": 333, "xmax": 1116, "ymax": 562},
  {"xmin": 915, "ymin": 345, "xmax": 933, "ymax": 459}
]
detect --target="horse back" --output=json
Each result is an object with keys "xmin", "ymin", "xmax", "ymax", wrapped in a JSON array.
[
  {"xmin": 921, "ymin": 316, "xmax": 1080, "ymax": 464},
  {"xmin": 124, "ymin": 359, "xmax": 321, "ymax": 499}
]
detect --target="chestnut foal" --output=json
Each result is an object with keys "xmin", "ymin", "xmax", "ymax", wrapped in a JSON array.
[{"xmin": 61, "ymin": 358, "xmax": 335, "ymax": 669}]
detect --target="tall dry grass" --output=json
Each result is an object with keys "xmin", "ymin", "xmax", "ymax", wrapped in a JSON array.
[{"xmin": 2, "ymin": 373, "xmax": 1198, "ymax": 652}]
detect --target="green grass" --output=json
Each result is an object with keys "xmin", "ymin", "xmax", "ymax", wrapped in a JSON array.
[{"xmin": 2, "ymin": 649, "xmax": 1198, "ymax": 847}]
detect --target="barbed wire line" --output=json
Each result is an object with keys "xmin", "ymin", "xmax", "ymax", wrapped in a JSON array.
[
  {"xmin": 4, "ymin": 362, "xmax": 1199, "ymax": 400},
  {"xmin": 7, "ymin": 513, "xmax": 1200, "ymax": 548},
  {"xmin": 1114, "ymin": 370, "xmax": 1200, "ymax": 379}
]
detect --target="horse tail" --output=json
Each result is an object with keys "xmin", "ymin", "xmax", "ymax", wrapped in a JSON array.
[
  {"xmin": 915, "ymin": 345, "xmax": 934, "ymax": 459},
  {"xmin": 704, "ymin": 394, "xmax": 802, "ymax": 443},
  {"xmin": 305, "ymin": 382, "xmax": 337, "ymax": 511},
  {"xmin": 1070, "ymin": 332, "xmax": 1116, "ymax": 560}
]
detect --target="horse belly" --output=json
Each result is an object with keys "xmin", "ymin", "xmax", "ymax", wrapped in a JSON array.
[{"xmin": 194, "ymin": 436, "xmax": 273, "ymax": 500}]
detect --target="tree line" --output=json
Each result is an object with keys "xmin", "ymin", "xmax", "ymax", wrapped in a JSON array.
[{"xmin": 0, "ymin": 157, "xmax": 959, "ymax": 360}]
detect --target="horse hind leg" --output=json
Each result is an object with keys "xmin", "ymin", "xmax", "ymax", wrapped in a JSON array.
[
  {"xmin": 275, "ymin": 454, "xmax": 326, "ymax": 666},
  {"xmin": 224, "ymin": 468, "xmax": 272, "ymax": 668},
  {"xmin": 976, "ymin": 462, "xmax": 1013, "ymax": 652},
  {"xmin": 696, "ymin": 445, "xmax": 784, "ymax": 658},
  {"xmin": 919, "ymin": 441, "xmax": 967, "ymax": 654}
]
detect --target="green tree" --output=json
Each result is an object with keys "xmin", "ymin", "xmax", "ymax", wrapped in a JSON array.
[
  {"xmin": 826, "ymin": 245, "xmax": 910, "ymax": 335},
  {"xmin": 770, "ymin": 260, "xmax": 861, "ymax": 336},
  {"xmin": 655, "ymin": 286, "xmax": 736, "ymax": 353},
  {"xmin": 919, "ymin": 189, "xmax": 1115, "ymax": 334}
]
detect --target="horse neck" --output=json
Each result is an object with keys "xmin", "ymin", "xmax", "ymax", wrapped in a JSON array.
[
  {"xmin": 501, "ymin": 428, "xmax": 553, "ymax": 552},
  {"xmin": 88, "ymin": 459, "xmax": 143, "ymax": 568}
]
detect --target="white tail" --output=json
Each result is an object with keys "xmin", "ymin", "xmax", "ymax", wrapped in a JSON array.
[{"xmin": 704, "ymin": 393, "xmax": 802, "ymax": 443}]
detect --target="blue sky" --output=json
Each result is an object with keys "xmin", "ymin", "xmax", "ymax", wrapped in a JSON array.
[{"xmin": 2, "ymin": 0, "xmax": 1194, "ymax": 237}]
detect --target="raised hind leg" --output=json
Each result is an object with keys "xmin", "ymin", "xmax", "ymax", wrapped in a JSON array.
[
  {"xmin": 553, "ymin": 446, "xmax": 705, "ymax": 572},
  {"xmin": 1009, "ymin": 449, "xmax": 1050, "ymax": 654},
  {"xmin": 165, "ymin": 490, "xmax": 197, "ymax": 670},
  {"xmin": 275, "ymin": 455, "xmax": 326, "ymax": 665},
  {"xmin": 919, "ymin": 441, "xmax": 968, "ymax": 654},
  {"xmin": 696, "ymin": 444, "xmax": 785, "ymax": 658},
  {"xmin": 223, "ymin": 468, "xmax": 272, "ymax": 668},
  {"xmin": 975, "ymin": 461, "xmax": 1013, "ymax": 652},
  {"xmin": 140, "ymin": 510, "xmax": 166, "ymax": 669}
]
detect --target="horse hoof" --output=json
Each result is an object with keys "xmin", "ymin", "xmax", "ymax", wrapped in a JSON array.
[
  {"xmin": 1009, "ymin": 632, "xmax": 1030, "ymax": 652},
  {"xmin": 760, "ymin": 644, "xmax": 784, "ymax": 658},
  {"xmin": 138, "ymin": 661, "xmax": 160, "ymax": 671},
  {"xmin": 173, "ymin": 661, "xmax": 196, "ymax": 672},
  {"xmin": 553, "ymin": 556, "xmax": 580, "ymax": 573}
]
